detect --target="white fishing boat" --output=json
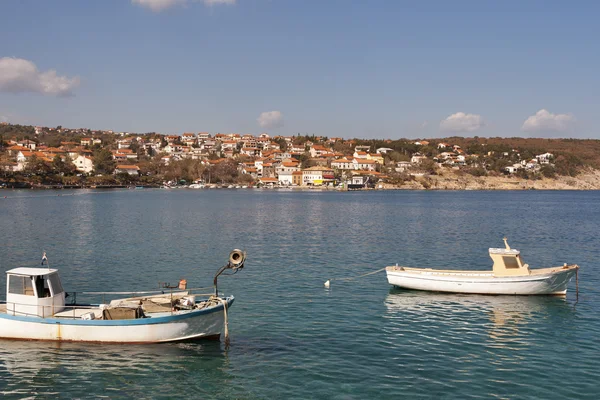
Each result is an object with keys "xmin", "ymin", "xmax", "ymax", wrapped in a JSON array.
[
  {"xmin": 0, "ymin": 250, "xmax": 246, "ymax": 343},
  {"xmin": 386, "ymin": 238, "xmax": 579, "ymax": 295}
]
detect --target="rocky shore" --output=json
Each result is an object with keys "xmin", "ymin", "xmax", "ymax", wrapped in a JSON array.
[{"xmin": 384, "ymin": 168, "xmax": 600, "ymax": 190}]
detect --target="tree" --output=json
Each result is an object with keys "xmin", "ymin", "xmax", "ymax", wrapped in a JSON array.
[
  {"xmin": 52, "ymin": 155, "xmax": 76, "ymax": 176},
  {"xmin": 297, "ymin": 152, "xmax": 312, "ymax": 168},
  {"xmin": 115, "ymin": 172, "xmax": 136, "ymax": 184},
  {"xmin": 386, "ymin": 151, "xmax": 410, "ymax": 163},
  {"xmin": 274, "ymin": 137, "xmax": 287, "ymax": 151},
  {"xmin": 540, "ymin": 164, "xmax": 556, "ymax": 178},
  {"xmin": 24, "ymin": 155, "xmax": 51, "ymax": 176},
  {"xmin": 419, "ymin": 159, "xmax": 437, "ymax": 175},
  {"xmin": 554, "ymin": 154, "xmax": 582, "ymax": 177},
  {"xmin": 208, "ymin": 160, "xmax": 239, "ymax": 183},
  {"xmin": 93, "ymin": 149, "xmax": 116, "ymax": 174}
]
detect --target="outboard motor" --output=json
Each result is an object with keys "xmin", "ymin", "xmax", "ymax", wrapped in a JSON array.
[{"xmin": 213, "ymin": 249, "xmax": 246, "ymax": 296}]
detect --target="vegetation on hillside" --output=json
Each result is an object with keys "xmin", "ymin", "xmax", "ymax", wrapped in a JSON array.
[{"xmin": 1, "ymin": 123, "xmax": 599, "ymax": 187}]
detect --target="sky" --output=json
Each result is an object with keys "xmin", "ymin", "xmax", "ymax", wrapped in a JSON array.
[{"xmin": 0, "ymin": 0, "xmax": 598, "ymax": 139}]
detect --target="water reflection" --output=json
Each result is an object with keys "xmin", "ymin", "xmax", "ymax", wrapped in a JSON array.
[
  {"xmin": 0, "ymin": 340, "xmax": 231, "ymax": 398},
  {"xmin": 384, "ymin": 289, "xmax": 573, "ymax": 346}
]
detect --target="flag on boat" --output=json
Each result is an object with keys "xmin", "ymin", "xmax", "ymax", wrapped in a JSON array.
[{"xmin": 41, "ymin": 252, "xmax": 48, "ymax": 266}]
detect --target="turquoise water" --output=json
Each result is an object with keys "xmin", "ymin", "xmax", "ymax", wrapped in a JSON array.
[{"xmin": 0, "ymin": 189, "xmax": 598, "ymax": 399}]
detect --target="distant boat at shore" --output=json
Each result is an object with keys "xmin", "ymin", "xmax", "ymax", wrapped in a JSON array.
[{"xmin": 386, "ymin": 238, "xmax": 579, "ymax": 295}]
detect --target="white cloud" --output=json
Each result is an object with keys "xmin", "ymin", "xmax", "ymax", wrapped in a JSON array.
[
  {"xmin": 132, "ymin": 0, "xmax": 186, "ymax": 12},
  {"xmin": 0, "ymin": 115, "xmax": 8, "ymax": 123},
  {"xmin": 257, "ymin": 111, "xmax": 284, "ymax": 129},
  {"xmin": 439, "ymin": 112, "xmax": 485, "ymax": 133},
  {"xmin": 521, "ymin": 109, "xmax": 575, "ymax": 132},
  {"xmin": 0, "ymin": 57, "xmax": 80, "ymax": 97},
  {"xmin": 132, "ymin": 0, "xmax": 235, "ymax": 12},
  {"xmin": 203, "ymin": 0, "xmax": 236, "ymax": 5}
]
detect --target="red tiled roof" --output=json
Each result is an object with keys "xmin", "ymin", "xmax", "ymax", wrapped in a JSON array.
[{"xmin": 116, "ymin": 165, "xmax": 139, "ymax": 170}]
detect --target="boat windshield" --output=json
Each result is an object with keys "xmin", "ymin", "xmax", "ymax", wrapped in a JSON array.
[
  {"xmin": 47, "ymin": 273, "xmax": 64, "ymax": 295},
  {"xmin": 34, "ymin": 276, "xmax": 51, "ymax": 298},
  {"xmin": 503, "ymin": 256, "xmax": 520, "ymax": 269}
]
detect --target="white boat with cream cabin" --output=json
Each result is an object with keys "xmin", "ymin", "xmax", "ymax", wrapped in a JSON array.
[
  {"xmin": 386, "ymin": 238, "xmax": 579, "ymax": 295},
  {"xmin": 0, "ymin": 249, "xmax": 246, "ymax": 343}
]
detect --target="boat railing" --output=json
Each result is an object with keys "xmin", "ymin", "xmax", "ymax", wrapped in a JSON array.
[
  {"xmin": 1, "ymin": 286, "xmax": 219, "ymax": 320},
  {"xmin": 2, "ymin": 301, "xmax": 100, "ymax": 320},
  {"xmin": 66, "ymin": 286, "xmax": 216, "ymax": 305}
]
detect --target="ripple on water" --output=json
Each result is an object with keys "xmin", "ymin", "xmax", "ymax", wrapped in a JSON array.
[{"xmin": 1, "ymin": 190, "xmax": 600, "ymax": 399}]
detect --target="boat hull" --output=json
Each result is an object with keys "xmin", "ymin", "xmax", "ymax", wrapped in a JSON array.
[
  {"xmin": 386, "ymin": 267, "xmax": 578, "ymax": 295},
  {"xmin": 0, "ymin": 296, "xmax": 233, "ymax": 343}
]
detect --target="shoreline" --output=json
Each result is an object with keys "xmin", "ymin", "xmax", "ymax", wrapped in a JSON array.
[{"xmin": 3, "ymin": 168, "xmax": 600, "ymax": 192}]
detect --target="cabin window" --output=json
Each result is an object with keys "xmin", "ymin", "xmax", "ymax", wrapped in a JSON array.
[
  {"xmin": 502, "ymin": 256, "xmax": 520, "ymax": 269},
  {"xmin": 34, "ymin": 276, "xmax": 51, "ymax": 298},
  {"xmin": 48, "ymin": 273, "xmax": 64, "ymax": 295},
  {"xmin": 8, "ymin": 275, "xmax": 35, "ymax": 296}
]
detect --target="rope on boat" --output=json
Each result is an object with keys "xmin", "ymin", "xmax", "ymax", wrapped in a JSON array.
[
  {"xmin": 219, "ymin": 297, "xmax": 230, "ymax": 345},
  {"xmin": 576, "ymin": 267, "xmax": 579, "ymax": 301},
  {"xmin": 324, "ymin": 267, "xmax": 387, "ymax": 288}
]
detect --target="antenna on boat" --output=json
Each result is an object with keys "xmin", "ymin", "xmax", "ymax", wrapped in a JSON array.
[{"xmin": 503, "ymin": 237, "xmax": 511, "ymax": 250}]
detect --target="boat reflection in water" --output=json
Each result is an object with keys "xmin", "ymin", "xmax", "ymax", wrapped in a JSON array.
[
  {"xmin": 0, "ymin": 340, "xmax": 231, "ymax": 398},
  {"xmin": 383, "ymin": 289, "xmax": 574, "ymax": 347}
]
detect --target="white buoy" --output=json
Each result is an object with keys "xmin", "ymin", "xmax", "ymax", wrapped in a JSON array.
[{"xmin": 324, "ymin": 280, "xmax": 330, "ymax": 288}]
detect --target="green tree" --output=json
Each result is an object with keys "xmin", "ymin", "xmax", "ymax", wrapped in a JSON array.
[
  {"xmin": 52, "ymin": 155, "xmax": 76, "ymax": 175},
  {"xmin": 554, "ymin": 154, "xmax": 582, "ymax": 177},
  {"xmin": 419, "ymin": 159, "xmax": 437, "ymax": 175},
  {"xmin": 297, "ymin": 152, "xmax": 312, "ymax": 168},
  {"xmin": 540, "ymin": 164, "xmax": 556, "ymax": 178},
  {"xmin": 93, "ymin": 149, "xmax": 116, "ymax": 174},
  {"xmin": 274, "ymin": 137, "xmax": 287, "ymax": 151},
  {"xmin": 24, "ymin": 155, "xmax": 51, "ymax": 175}
]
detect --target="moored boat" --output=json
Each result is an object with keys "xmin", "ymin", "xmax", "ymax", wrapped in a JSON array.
[
  {"xmin": 386, "ymin": 238, "xmax": 579, "ymax": 295},
  {"xmin": 0, "ymin": 250, "xmax": 247, "ymax": 343}
]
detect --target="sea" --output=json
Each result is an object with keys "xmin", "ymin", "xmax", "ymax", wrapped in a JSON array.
[{"xmin": 0, "ymin": 189, "xmax": 598, "ymax": 399}]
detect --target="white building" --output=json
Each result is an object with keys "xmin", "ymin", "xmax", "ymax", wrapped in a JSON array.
[
  {"xmin": 302, "ymin": 166, "xmax": 335, "ymax": 186},
  {"xmin": 411, "ymin": 153, "xmax": 428, "ymax": 164},
  {"xmin": 536, "ymin": 153, "xmax": 554, "ymax": 164},
  {"xmin": 331, "ymin": 158, "xmax": 354, "ymax": 170},
  {"xmin": 72, "ymin": 155, "xmax": 94, "ymax": 174},
  {"xmin": 114, "ymin": 165, "xmax": 140, "ymax": 176}
]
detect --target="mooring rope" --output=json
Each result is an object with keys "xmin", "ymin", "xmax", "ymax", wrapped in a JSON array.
[
  {"xmin": 219, "ymin": 297, "xmax": 230, "ymax": 345},
  {"xmin": 324, "ymin": 267, "xmax": 387, "ymax": 288}
]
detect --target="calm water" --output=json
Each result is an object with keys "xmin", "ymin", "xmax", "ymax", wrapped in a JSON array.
[{"xmin": 0, "ymin": 189, "xmax": 598, "ymax": 399}]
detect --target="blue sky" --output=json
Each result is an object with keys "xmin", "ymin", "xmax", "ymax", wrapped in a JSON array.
[{"xmin": 0, "ymin": 0, "xmax": 598, "ymax": 139}]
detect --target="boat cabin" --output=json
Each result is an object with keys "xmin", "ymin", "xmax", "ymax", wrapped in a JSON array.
[
  {"xmin": 489, "ymin": 239, "xmax": 530, "ymax": 277},
  {"xmin": 5, "ymin": 268, "xmax": 66, "ymax": 317}
]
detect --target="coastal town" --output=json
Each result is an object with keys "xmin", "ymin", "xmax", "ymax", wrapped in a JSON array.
[{"xmin": 1, "ymin": 122, "xmax": 599, "ymax": 190}]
